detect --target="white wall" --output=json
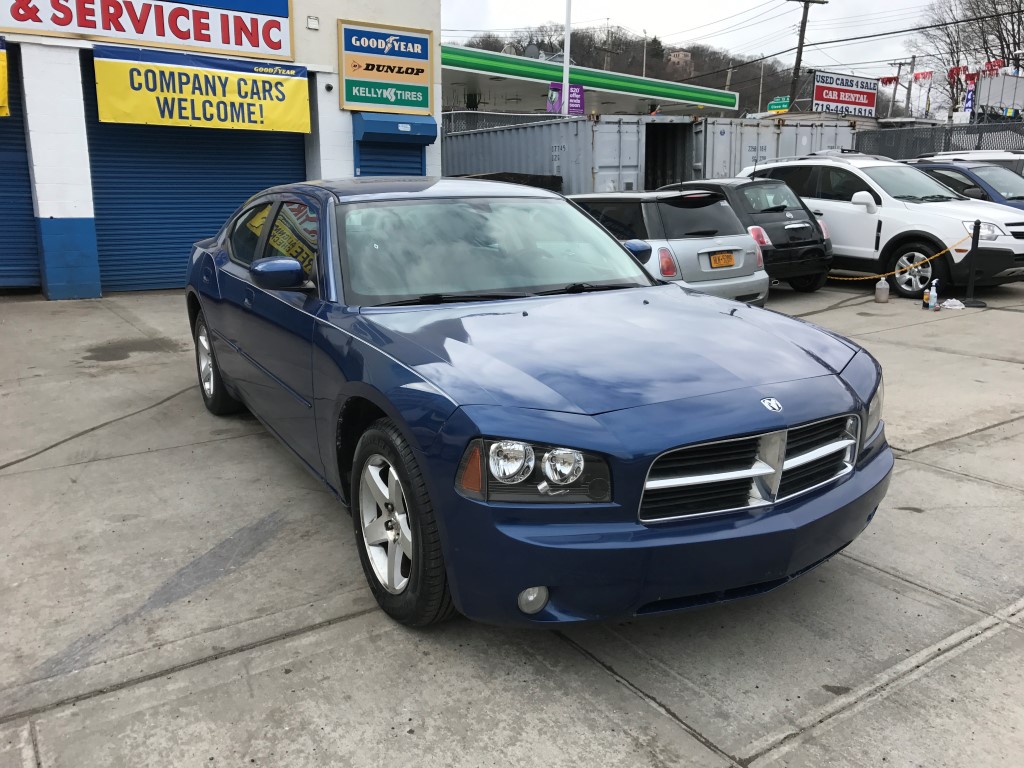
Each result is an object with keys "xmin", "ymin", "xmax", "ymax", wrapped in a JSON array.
[{"xmin": 19, "ymin": 43, "xmax": 94, "ymax": 220}]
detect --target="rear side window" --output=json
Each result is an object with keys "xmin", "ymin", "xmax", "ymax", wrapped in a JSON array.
[
  {"xmin": 229, "ymin": 204, "xmax": 272, "ymax": 266},
  {"xmin": 739, "ymin": 183, "xmax": 803, "ymax": 213},
  {"xmin": 818, "ymin": 167, "xmax": 875, "ymax": 202},
  {"xmin": 766, "ymin": 165, "xmax": 817, "ymax": 196},
  {"xmin": 575, "ymin": 201, "xmax": 648, "ymax": 240},
  {"xmin": 266, "ymin": 202, "xmax": 320, "ymax": 282},
  {"xmin": 657, "ymin": 194, "xmax": 744, "ymax": 238}
]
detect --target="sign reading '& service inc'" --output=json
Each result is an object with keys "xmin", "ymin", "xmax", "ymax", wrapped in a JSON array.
[
  {"xmin": 94, "ymin": 45, "xmax": 309, "ymax": 132},
  {"xmin": 339, "ymin": 21, "xmax": 432, "ymax": 115},
  {"xmin": 0, "ymin": 0, "xmax": 293, "ymax": 60},
  {"xmin": 812, "ymin": 71, "xmax": 878, "ymax": 117}
]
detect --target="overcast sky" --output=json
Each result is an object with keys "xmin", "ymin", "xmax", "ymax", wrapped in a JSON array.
[{"xmin": 441, "ymin": 0, "xmax": 928, "ymax": 81}]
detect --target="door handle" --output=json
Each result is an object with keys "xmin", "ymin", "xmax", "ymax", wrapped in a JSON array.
[{"xmin": 243, "ymin": 288, "xmax": 254, "ymax": 310}]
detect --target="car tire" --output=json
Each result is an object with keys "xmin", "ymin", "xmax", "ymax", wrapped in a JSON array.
[
  {"xmin": 193, "ymin": 310, "xmax": 243, "ymax": 416},
  {"xmin": 887, "ymin": 242, "xmax": 950, "ymax": 299},
  {"xmin": 351, "ymin": 418, "xmax": 456, "ymax": 627},
  {"xmin": 787, "ymin": 272, "xmax": 830, "ymax": 292}
]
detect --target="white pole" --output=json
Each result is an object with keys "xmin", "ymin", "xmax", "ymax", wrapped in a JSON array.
[
  {"xmin": 643, "ymin": 30, "xmax": 647, "ymax": 78},
  {"xmin": 562, "ymin": 0, "xmax": 571, "ymax": 115}
]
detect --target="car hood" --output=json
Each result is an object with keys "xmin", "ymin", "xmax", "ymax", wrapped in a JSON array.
[
  {"xmin": 358, "ymin": 285, "xmax": 858, "ymax": 415},
  {"xmin": 904, "ymin": 197, "xmax": 1024, "ymax": 222}
]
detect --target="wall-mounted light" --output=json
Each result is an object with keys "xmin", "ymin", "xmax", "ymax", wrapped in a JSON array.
[{"xmin": 306, "ymin": 16, "xmax": 320, "ymax": 30}]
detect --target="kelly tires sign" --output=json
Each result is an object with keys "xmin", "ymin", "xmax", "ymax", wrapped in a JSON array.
[
  {"xmin": 339, "ymin": 20, "xmax": 432, "ymax": 116},
  {"xmin": 94, "ymin": 45, "xmax": 309, "ymax": 132},
  {"xmin": 812, "ymin": 71, "xmax": 878, "ymax": 117},
  {"xmin": 1, "ymin": 0, "xmax": 293, "ymax": 59}
]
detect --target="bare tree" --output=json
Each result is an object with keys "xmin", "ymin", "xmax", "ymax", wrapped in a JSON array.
[{"xmin": 914, "ymin": 0, "xmax": 971, "ymax": 112}]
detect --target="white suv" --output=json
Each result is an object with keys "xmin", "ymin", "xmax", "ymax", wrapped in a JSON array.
[{"xmin": 738, "ymin": 152, "xmax": 1024, "ymax": 297}]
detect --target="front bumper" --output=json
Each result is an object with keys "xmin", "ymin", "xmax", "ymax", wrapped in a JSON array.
[
  {"xmin": 431, "ymin": 437, "xmax": 893, "ymax": 626},
  {"xmin": 949, "ymin": 245, "xmax": 1024, "ymax": 286}
]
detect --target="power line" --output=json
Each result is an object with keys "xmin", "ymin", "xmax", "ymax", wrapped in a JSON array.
[{"xmin": 661, "ymin": 0, "xmax": 784, "ymax": 40}]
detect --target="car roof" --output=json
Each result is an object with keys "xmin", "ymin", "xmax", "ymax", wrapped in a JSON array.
[
  {"xmin": 676, "ymin": 177, "xmax": 782, "ymax": 187},
  {"xmin": 902, "ymin": 159, "xmax": 998, "ymax": 170},
  {"xmin": 569, "ymin": 190, "xmax": 722, "ymax": 200},
  {"xmin": 257, "ymin": 177, "xmax": 563, "ymax": 203},
  {"xmin": 916, "ymin": 149, "xmax": 1024, "ymax": 158}
]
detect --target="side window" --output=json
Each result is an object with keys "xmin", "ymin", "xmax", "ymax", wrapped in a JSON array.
[
  {"xmin": 818, "ymin": 168, "xmax": 874, "ymax": 202},
  {"xmin": 925, "ymin": 168, "xmax": 977, "ymax": 195},
  {"xmin": 577, "ymin": 201, "xmax": 648, "ymax": 240},
  {"xmin": 265, "ymin": 202, "xmax": 320, "ymax": 282},
  {"xmin": 768, "ymin": 166, "xmax": 817, "ymax": 197},
  {"xmin": 229, "ymin": 204, "xmax": 272, "ymax": 266}
]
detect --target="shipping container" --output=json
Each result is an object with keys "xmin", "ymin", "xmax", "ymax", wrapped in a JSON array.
[
  {"xmin": 442, "ymin": 115, "xmax": 692, "ymax": 194},
  {"xmin": 692, "ymin": 119, "xmax": 857, "ymax": 179}
]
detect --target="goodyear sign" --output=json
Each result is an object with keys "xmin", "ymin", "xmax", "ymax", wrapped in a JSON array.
[
  {"xmin": 339, "ymin": 20, "xmax": 432, "ymax": 116},
  {"xmin": 0, "ymin": 36, "xmax": 8, "ymax": 117},
  {"xmin": 94, "ymin": 45, "xmax": 309, "ymax": 132},
  {"xmin": 0, "ymin": 0, "xmax": 293, "ymax": 60}
]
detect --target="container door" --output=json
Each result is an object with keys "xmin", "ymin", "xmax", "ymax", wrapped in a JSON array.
[{"xmin": 0, "ymin": 43, "xmax": 41, "ymax": 288}]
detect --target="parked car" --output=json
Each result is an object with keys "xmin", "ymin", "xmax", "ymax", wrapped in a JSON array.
[
  {"xmin": 913, "ymin": 149, "xmax": 1024, "ymax": 176},
  {"xmin": 903, "ymin": 158, "xmax": 1024, "ymax": 211},
  {"xmin": 658, "ymin": 178, "xmax": 834, "ymax": 292},
  {"xmin": 569, "ymin": 191, "xmax": 770, "ymax": 306},
  {"xmin": 186, "ymin": 178, "xmax": 892, "ymax": 627},
  {"xmin": 739, "ymin": 153, "xmax": 1024, "ymax": 298}
]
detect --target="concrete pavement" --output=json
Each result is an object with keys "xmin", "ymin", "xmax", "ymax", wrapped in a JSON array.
[{"xmin": 1, "ymin": 283, "xmax": 1022, "ymax": 767}]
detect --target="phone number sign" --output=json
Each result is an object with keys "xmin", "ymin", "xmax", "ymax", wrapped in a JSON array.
[
  {"xmin": 339, "ymin": 20, "xmax": 432, "ymax": 116},
  {"xmin": 1, "ymin": 0, "xmax": 293, "ymax": 60},
  {"xmin": 812, "ymin": 71, "xmax": 878, "ymax": 117}
]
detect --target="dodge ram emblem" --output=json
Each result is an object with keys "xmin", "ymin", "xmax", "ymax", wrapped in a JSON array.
[{"xmin": 761, "ymin": 397, "xmax": 783, "ymax": 412}]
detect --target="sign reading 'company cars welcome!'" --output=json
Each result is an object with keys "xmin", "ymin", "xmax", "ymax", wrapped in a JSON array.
[
  {"xmin": 0, "ymin": 0, "xmax": 293, "ymax": 60},
  {"xmin": 339, "ymin": 20, "xmax": 432, "ymax": 116}
]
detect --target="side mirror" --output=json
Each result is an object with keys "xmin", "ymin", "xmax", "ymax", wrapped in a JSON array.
[
  {"xmin": 250, "ymin": 257, "xmax": 307, "ymax": 290},
  {"xmin": 623, "ymin": 238, "xmax": 653, "ymax": 264},
  {"xmin": 850, "ymin": 190, "xmax": 878, "ymax": 214},
  {"xmin": 963, "ymin": 186, "xmax": 985, "ymax": 199}
]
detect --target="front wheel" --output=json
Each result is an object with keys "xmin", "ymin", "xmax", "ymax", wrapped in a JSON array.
[
  {"xmin": 351, "ymin": 418, "xmax": 456, "ymax": 627},
  {"xmin": 887, "ymin": 243, "xmax": 950, "ymax": 299},
  {"xmin": 193, "ymin": 311, "xmax": 243, "ymax": 415}
]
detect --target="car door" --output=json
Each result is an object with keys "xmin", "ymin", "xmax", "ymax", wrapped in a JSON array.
[
  {"xmin": 804, "ymin": 166, "xmax": 879, "ymax": 264},
  {"xmin": 232, "ymin": 197, "xmax": 326, "ymax": 475},
  {"xmin": 214, "ymin": 200, "xmax": 276, "ymax": 387}
]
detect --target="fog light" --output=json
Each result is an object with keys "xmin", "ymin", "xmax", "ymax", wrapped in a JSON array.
[{"xmin": 517, "ymin": 586, "xmax": 549, "ymax": 615}]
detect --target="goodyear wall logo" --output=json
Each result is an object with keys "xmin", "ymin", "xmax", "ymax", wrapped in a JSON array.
[
  {"xmin": 0, "ymin": 36, "xmax": 9, "ymax": 118},
  {"xmin": 339, "ymin": 21, "xmax": 432, "ymax": 116},
  {"xmin": 93, "ymin": 46, "xmax": 310, "ymax": 133}
]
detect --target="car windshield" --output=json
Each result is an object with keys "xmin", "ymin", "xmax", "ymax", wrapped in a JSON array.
[
  {"xmin": 337, "ymin": 197, "xmax": 653, "ymax": 306},
  {"xmin": 972, "ymin": 164, "xmax": 1024, "ymax": 200},
  {"xmin": 657, "ymin": 193, "xmax": 744, "ymax": 238},
  {"xmin": 738, "ymin": 183, "xmax": 803, "ymax": 213},
  {"xmin": 863, "ymin": 165, "xmax": 964, "ymax": 202}
]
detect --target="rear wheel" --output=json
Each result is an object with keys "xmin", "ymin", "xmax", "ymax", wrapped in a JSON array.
[
  {"xmin": 787, "ymin": 271, "xmax": 830, "ymax": 292},
  {"xmin": 193, "ymin": 311, "xmax": 243, "ymax": 415},
  {"xmin": 887, "ymin": 242, "xmax": 950, "ymax": 299}
]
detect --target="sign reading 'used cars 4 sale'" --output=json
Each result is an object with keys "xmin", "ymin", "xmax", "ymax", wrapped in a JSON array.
[
  {"xmin": 0, "ymin": 0, "xmax": 293, "ymax": 60},
  {"xmin": 812, "ymin": 71, "xmax": 878, "ymax": 117},
  {"xmin": 94, "ymin": 45, "xmax": 309, "ymax": 132},
  {"xmin": 339, "ymin": 20, "xmax": 432, "ymax": 116}
]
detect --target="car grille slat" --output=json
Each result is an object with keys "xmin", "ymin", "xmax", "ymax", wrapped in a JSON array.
[{"xmin": 641, "ymin": 416, "xmax": 858, "ymax": 524}]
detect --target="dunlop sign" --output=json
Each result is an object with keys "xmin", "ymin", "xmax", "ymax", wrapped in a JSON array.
[
  {"xmin": 94, "ymin": 45, "xmax": 310, "ymax": 132},
  {"xmin": 339, "ymin": 20, "xmax": 432, "ymax": 116}
]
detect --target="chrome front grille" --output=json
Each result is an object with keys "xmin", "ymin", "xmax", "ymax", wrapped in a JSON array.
[{"xmin": 640, "ymin": 416, "xmax": 859, "ymax": 523}]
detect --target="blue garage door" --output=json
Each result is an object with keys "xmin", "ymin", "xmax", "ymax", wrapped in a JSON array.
[
  {"xmin": 81, "ymin": 55, "xmax": 307, "ymax": 292},
  {"xmin": 0, "ymin": 43, "xmax": 41, "ymax": 288},
  {"xmin": 356, "ymin": 142, "xmax": 425, "ymax": 177}
]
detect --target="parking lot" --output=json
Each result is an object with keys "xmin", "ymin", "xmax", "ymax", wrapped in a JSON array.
[{"xmin": 1, "ymin": 281, "xmax": 1022, "ymax": 767}]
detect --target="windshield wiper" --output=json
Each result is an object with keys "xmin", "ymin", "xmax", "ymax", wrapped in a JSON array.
[
  {"xmin": 1005, "ymin": 194, "xmax": 1024, "ymax": 200},
  {"xmin": 684, "ymin": 229, "xmax": 719, "ymax": 236},
  {"xmin": 893, "ymin": 194, "xmax": 922, "ymax": 201},
  {"xmin": 375, "ymin": 291, "xmax": 535, "ymax": 306},
  {"xmin": 920, "ymin": 194, "xmax": 956, "ymax": 202},
  {"xmin": 537, "ymin": 282, "xmax": 646, "ymax": 295},
  {"xmin": 759, "ymin": 204, "xmax": 789, "ymax": 213}
]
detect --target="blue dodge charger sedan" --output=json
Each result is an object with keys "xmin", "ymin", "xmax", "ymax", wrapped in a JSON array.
[{"xmin": 185, "ymin": 178, "xmax": 892, "ymax": 627}]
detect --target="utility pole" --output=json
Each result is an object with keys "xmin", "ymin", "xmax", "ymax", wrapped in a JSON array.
[
  {"xmin": 886, "ymin": 59, "xmax": 909, "ymax": 118},
  {"xmin": 758, "ymin": 60, "xmax": 765, "ymax": 113},
  {"xmin": 904, "ymin": 54, "xmax": 917, "ymax": 115},
  {"xmin": 787, "ymin": 0, "xmax": 828, "ymax": 112},
  {"xmin": 643, "ymin": 29, "xmax": 647, "ymax": 78}
]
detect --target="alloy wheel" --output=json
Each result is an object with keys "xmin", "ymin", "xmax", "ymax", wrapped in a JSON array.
[
  {"xmin": 197, "ymin": 325, "xmax": 214, "ymax": 397},
  {"xmin": 359, "ymin": 454, "xmax": 413, "ymax": 594},
  {"xmin": 893, "ymin": 251, "xmax": 933, "ymax": 294}
]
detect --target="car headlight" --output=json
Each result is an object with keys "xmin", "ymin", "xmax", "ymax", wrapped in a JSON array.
[
  {"xmin": 863, "ymin": 378, "xmax": 884, "ymax": 445},
  {"xmin": 963, "ymin": 221, "xmax": 1006, "ymax": 240},
  {"xmin": 456, "ymin": 438, "xmax": 612, "ymax": 503}
]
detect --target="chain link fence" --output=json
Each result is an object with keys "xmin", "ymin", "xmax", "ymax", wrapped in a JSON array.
[
  {"xmin": 856, "ymin": 122, "xmax": 1024, "ymax": 159},
  {"xmin": 442, "ymin": 111, "xmax": 570, "ymax": 136}
]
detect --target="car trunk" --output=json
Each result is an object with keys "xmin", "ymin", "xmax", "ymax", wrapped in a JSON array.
[
  {"xmin": 653, "ymin": 193, "xmax": 758, "ymax": 283},
  {"xmin": 750, "ymin": 209, "xmax": 820, "ymax": 248}
]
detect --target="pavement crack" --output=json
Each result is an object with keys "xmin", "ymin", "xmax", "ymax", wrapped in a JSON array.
[
  {"xmin": 555, "ymin": 631, "xmax": 746, "ymax": 768},
  {"xmin": 0, "ymin": 607, "xmax": 378, "ymax": 727},
  {"xmin": 0, "ymin": 386, "xmax": 194, "ymax": 472},
  {"xmin": 793, "ymin": 294, "xmax": 874, "ymax": 318},
  {"xmin": 896, "ymin": 455, "xmax": 1024, "ymax": 493},
  {"xmin": 29, "ymin": 719, "xmax": 42, "ymax": 768},
  {"xmin": 897, "ymin": 413, "xmax": 1024, "ymax": 458}
]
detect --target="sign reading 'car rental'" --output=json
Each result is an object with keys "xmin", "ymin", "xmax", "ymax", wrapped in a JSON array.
[
  {"xmin": 811, "ymin": 71, "xmax": 878, "ymax": 117},
  {"xmin": 0, "ymin": 0, "xmax": 293, "ymax": 60},
  {"xmin": 339, "ymin": 20, "xmax": 432, "ymax": 116}
]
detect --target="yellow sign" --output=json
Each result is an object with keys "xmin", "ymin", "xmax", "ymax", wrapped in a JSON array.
[
  {"xmin": 0, "ymin": 36, "xmax": 9, "ymax": 118},
  {"xmin": 94, "ymin": 45, "xmax": 309, "ymax": 132}
]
